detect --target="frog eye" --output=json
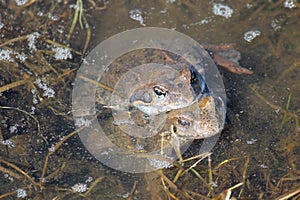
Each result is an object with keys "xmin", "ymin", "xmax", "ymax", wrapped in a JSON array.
[
  {"xmin": 177, "ymin": 117, "xmax": 191, "ymax": 128},
  {"xmin": 153, "ymin": 86, "xmax": 167, "ymax": 97}
]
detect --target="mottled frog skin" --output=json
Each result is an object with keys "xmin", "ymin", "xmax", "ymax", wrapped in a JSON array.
[
  {"xmin": 163, "ymin": 95, "xmax": 225, "ymax": 139},
  {"xmin": 129, "ymin": 64, "xmax": 207, "ymax": 115}
]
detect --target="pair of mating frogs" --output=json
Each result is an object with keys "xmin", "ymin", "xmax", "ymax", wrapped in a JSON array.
[{"xmin": 97, "ymin": 44, "xmax": 252, "ymax": 143}]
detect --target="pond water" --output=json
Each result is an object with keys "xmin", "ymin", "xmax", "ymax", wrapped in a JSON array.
[{"xmin": 0, "ymin": 0, "xmax": 299, "ymax": 199}]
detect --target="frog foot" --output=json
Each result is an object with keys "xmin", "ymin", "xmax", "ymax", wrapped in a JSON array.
[{"xmin": 203, "ymin": 44, "xmax": 253, "ymax": 75}]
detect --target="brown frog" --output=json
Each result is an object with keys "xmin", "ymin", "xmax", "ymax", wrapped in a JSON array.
[
  {"xmin": 162, "ymin": 95, "xmax": 225, "ymax": 139},
  {"xmin": 96, "ymin": 50, "xmax": 204, "ymax": 114},
  {"xmin": 128, "ymin": 63, "xmax": 206, "ymax": 115},
  {"xmin": 129, "ymin": 45, "xmax": 252, "ymax": 116}
]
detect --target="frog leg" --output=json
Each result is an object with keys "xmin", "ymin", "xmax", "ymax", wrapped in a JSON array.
[
  {"xmin": 203, "ymin": 44, "xmax": 253, "ymax": 75},
  {"xmin": 211, "ymin": 53, "xmax": 253, "ymax": 75}
]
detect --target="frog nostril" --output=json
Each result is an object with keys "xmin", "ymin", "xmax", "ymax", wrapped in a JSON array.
[
  {"xmin": 130, "ymin": 91, "xmax": 152, "ymax": 103},
  {"xmin": 172, "ymin": 125, "xmax": 177, "ymax": 133},
  {"xmin": 177, "ymin": 83, "xmax": 183, "ymax": 88}
]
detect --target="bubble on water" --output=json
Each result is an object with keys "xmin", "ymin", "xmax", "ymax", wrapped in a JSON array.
[
  {"xmin": 16, "ymin": 188, "xmax": 27, "ymax": 198},
  {"xmin": 0, "ymin": 49, "xmax": 14, "ymax": 62},
  {"xmin": 52, "ymin": 46, "xmax": 72, "ymax": 60},
  {"xmin": 212, "ymin": 3, "xmax": 233, "ymax": 19},
  {"xmin": 15, "ymin": 0, "xmax": 28, "ymax": 6},
  {"xmin": 129, "ymin": 9, "xmax": 145, "ymax": 26},
  {"xmin": 243, "ymin": 30, "xmax": 261, "ymax": 42},
  {"xmin": 283, "ymin": 0, "xmax": 297, "ymax": 8}
]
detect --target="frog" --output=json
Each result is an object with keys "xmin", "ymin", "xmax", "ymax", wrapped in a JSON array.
[
  {"xmin": 128, "ymin": 63, "xmax": 207, "ymax": 115},
  {"xmin": 96, "ymin": 49, "xmax": 207, "ymax": 114},
  {"xmin": 109, "ymin": 62, "xmax": 206, "ymax": 137},
  {"xmin": 129, "ymin": 44, "xmax": 252, "ymax": 116},
  {"xmin": 161, "ymin": 95, "xmax": 225, "ymax": 140}
]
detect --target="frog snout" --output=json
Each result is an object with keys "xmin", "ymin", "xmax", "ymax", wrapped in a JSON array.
[{"xmin": 130, "ymin": 90, "xmax": 152, "ymax": 104}]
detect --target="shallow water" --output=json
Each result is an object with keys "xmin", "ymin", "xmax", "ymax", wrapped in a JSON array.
[{"xmin": 0, "ymin": 0, "xmax": 299, "ymax": 199}]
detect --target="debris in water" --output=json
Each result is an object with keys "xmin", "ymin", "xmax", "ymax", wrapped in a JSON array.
[
  {"xmin": 0, "ymin": 49, "xmax": 13, "ymax": 62},
  {"xmin": 166, "ymin": 0, "xmax": 176, "ymax": 3},
  {"xmin": 27, "ymin": 32, "xmax": 40, "ymax": 51},
  {"xmin": 0, "ymin": 21, "xmax": 4, "ymax": 29},
  {"xmin": 71, "ymin": 183, "xmax": 88, "ymax": 193},
  {"xmin": 15, "ymin": 0, "xmax": 28, "ymax": 6},
  {"xmin": 52, "ymin": 46, "xmax": 72, "ymax": 60},
  {"xmin": 34, "ymin": 78, "xmax": 55, "ymax": 98},
  {"xmin": 1, "ymin": 139, "xmax": 15, "ymax": 148},
  {"xmin": 49, "ymin": 144, "xmax": 56, "ymax": 152},
  {"xmin": 148, "ymin": 156, "xmax": 173, "ymax": 169},
  {"xmin": 14, "ymin": 52, "xmax": 27, "ymax": 62},
  {"xmin": 16, "ymin": 188, "xmax": 27, "ymax": 198},
  {"xmin": 74, "ymin": 117, "xmax": 92, "ymax": 127},
  {"xmin": 283, "ymin": 0, "xmax": 297, "ymax": 8},
  {"xmin": 246, "ymin": 138, "xmax": 257, "ymax": 145},
  {"xmin": 31, "ymin": 88, "xmax": 38, "ymax": 104},
  {"xmin": 135, "ymin": 144, "xmax": 144, "ymax": 151}
]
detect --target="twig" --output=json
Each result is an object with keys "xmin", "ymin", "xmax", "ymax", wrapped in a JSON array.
[
  {"xmin": 0, "ymin": 35, "xmax": 29, "ymax": 48},
  {"xmin": 0, "ymin": 106, "xmax": 42, "ymax": 142},
  {"xmin": 275, "ymin": 189, "xmax": 300, "ymax": 200},
  {"xmin": 0, "ymin": 159, "xmax": 40, "ymax": 188},
  {"xmin": 0, "ymin": 165, "xmax": 22, "ymax": 179},
  {"xmin": 127, "ymin": 181, "xmax": 137, "ymax": 200},
  {"xmin": 83, "ymin": 176, "xmax": 105, "ymax": 196},
  {"xmin": 0, "ymin": 77, "xmax": 34, "ymax": 93},
  {"xmin": 40, "ymin": 126, "xmax": 85, "ymax": 182}
]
